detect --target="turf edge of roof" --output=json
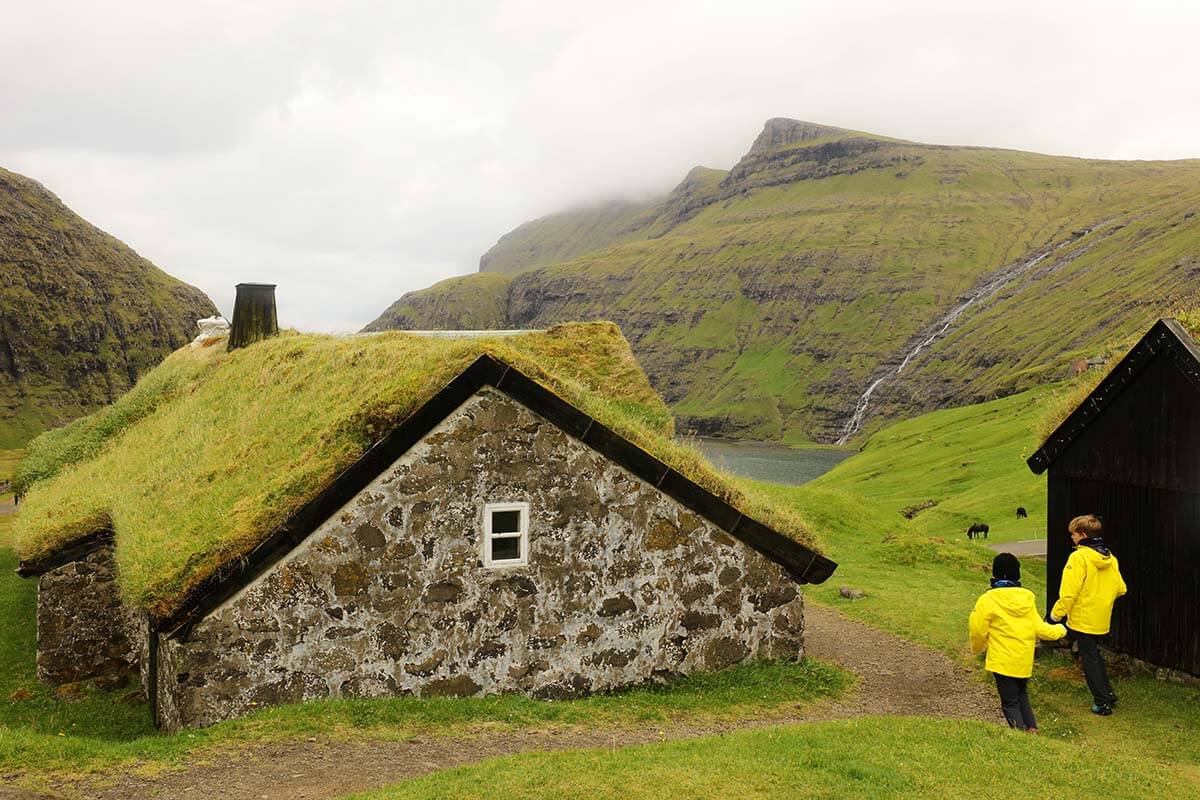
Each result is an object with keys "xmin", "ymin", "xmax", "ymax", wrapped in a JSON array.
[
  {"xmin": 18, "ymin": 353, "xmax": 837, "ymax": 642},
  {"xmin": 1027, "ymin": 318, "xmax": 1200, "ymax": 475}
]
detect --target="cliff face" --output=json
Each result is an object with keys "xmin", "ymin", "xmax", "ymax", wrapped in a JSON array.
[
  {"xmin": 363, "ymin": 272, "xmax": 512, "ymax": 332},
  {"xmin": 0, "ymin": 167, "xmax": 217, "ymax": 446},
  {"xmin": 368, "ymin": 120, "xmax": 1200, "ymax": 443}
]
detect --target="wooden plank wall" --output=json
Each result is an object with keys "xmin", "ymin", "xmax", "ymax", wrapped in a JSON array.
[{"xmin": 1046, "ymin": 349, "xmax": 1200, "ymax": 676}]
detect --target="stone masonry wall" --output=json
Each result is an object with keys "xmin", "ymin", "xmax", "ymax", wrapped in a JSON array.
[
  {"xmin": 37, "ymin": 545, "xmax": 145, "ymax": 686},
  {"xmin": 156, "ymin": 388, "xmax": 804, "ymax": 730}
]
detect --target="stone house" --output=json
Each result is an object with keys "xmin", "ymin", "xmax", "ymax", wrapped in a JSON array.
[
  {"xmin": 18, "ymin": 532, "xmax": 145, "ymax": 688},
  {"xmin": 17, "ymin": 327, "xmax": 836, "ymax": 730}
]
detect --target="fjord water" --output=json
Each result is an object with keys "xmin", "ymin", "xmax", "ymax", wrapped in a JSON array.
[{"xmin": 696, "ymin": 439, "xmax": 853, "ymax": 485}]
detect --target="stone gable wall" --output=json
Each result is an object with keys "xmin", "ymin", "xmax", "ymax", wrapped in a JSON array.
[
  {"xmin": 36, "ymin": 545, "xmax": 145, "ymax": 686},
  {"xmin": 156, "ymin": 389, "xmax": 804, "ymax": 730}
]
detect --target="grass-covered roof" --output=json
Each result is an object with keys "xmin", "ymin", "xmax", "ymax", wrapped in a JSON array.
[{"xmin": 14, "ymin": 322, "xmax": 818, "ymax": 616}]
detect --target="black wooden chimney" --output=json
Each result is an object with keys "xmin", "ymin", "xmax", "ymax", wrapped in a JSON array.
[{"xmin": 228, "ymin": 283, "xmax": 279, "ymax": 350}]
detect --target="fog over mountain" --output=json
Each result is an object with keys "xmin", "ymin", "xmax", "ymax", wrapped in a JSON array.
[{"xmin": 2, "ymin": 0, "xmax": 1198, "ymax": 331}]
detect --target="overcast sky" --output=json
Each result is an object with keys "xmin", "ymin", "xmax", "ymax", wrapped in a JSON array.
[{"xmin": 4, "ymin": 1, "xmax": 1198, "ymax": 331}]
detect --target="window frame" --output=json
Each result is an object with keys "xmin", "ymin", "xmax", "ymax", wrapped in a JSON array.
[{"xmin": 482, "ymin": 501, "xmax": 530, "ymax": 568}]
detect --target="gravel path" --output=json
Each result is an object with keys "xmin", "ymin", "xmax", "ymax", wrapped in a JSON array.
[
  {"xmin": 987, "ymin": 539, "xmax": 1047, "ymax": 557},
  {"xmin": 23, "ymin": 604, "xmax": 998, "ymax": 800}
]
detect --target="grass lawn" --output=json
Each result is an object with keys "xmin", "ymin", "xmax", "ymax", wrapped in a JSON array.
[
  {"xmin": 347, "ymin": 716, "xmax": 1197, "ymax": 800},
  {"xmin": 807, "ymin": 385, "xmax": 1056, "ymax": 544},
  {"xmin": 0, "ymin": 450, "xmax": 21, "ymax": 485}
]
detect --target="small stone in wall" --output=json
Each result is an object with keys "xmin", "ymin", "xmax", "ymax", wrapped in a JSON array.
[
  {"xmin": 533, "ymin": 674, "xmax": 592, "ymax": 700},
  {"xmin": 645, "ymin": 518, "xmax": 687, "ymax": 550},
  {"xmin": 425, "ymin": 580, "xmax": 464, "ymax": 604},
  {"xmin": 680, "ymin": 611, "xmax": 720, "ymax": 632},
  {"xmin": 422, "ymin": 674, "xmax": 482, "ymax": 697},
  {"xmin": 599, "ymin": 594, "xmax": 636, "ymax": 617},
  {"xmin": 470, "ymin": 641, "xmax": 507, "ymax": 666},
  {"xmin": 404, "ymin": 650, "xmax": 447, "ymax": 677},
  {"xmin": 353, "ymin": 524, "xmax": 386, "ymax": 551},
  {"xmin": 575, "ymin": 624, "xmax": 602, "ymax": 645},
  {"xmin": 750, "ymin": 586, "xmax": 798, "ymax": 613},
  {"xmin": 703, "ymin": 637, "xmax": 750, "ymax": 671},
  {"xmin": 331, "ymin": 563, "xmax": 371, "ymax": 596},
  {"xmin": 679, "ymin": 581, "xmax": 714, "ymax": 604},
  {"xmin": 587, "ymin": 648, "xmax": 637, "ymax": 668}
]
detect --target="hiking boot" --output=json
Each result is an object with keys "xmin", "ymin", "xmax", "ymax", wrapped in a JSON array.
[{"xmin": 1091, "ymin": 703, "xmax": 1113, "ymax": 716}]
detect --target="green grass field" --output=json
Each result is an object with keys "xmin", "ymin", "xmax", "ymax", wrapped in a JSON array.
[
  {"xmin": 348, "ymin": 716, "xmax": 1196, "ymax": 800},
  {"xmin": 807, "ymin": 385, "xmax": 1053, "ymax": 543}
]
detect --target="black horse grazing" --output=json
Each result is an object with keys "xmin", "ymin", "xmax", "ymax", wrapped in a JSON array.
[
  {"xmin": 1016, "ymin": 507, "xmax": 1027, "ymax": 519},
  {"xmin": 967, "ymin": 522, "xmax": 990, "ymax": 540}
]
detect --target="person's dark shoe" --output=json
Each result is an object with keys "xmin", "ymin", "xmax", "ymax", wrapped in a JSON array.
[{"xmin": 1091, "ymin": 703, "xmax": 1113, "ymax": 716}]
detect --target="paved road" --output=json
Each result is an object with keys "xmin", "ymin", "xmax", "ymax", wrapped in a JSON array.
[{"xmin": 987, "ymin": 539, "xmax": 1047, "ymax": 557}]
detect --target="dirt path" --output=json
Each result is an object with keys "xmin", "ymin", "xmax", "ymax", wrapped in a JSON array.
[
  {"xmin": 987, "ymin": 539, "xmax": 1047, "ymax": 558},
  {"xmin": 28, "ymin": 604, "xmax": 998, "ymax": 800}
]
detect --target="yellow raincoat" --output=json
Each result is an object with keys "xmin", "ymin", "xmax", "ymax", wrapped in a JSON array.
[
  {"xmin": 969, "ymin": 586, "xmax": 1066, "ymax": 678},
  {"xmin": 1051, "ymin": 545, "xmax": 1127, "ymax": 635}
]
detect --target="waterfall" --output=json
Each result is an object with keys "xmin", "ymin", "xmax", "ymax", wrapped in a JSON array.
[{"xmin": 834, "ymin": 231, "xmax": 1094, "ymax": 445}]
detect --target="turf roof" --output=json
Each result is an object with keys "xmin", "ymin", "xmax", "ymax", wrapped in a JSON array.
[{"xmin": 14, "ymin": 322, "xmax": 820, "ymax": 617}]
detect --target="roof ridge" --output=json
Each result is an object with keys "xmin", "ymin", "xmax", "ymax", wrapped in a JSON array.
[{"xmin": 1027, "ymin": 318, "xmax": 1200, "ymax": 473}]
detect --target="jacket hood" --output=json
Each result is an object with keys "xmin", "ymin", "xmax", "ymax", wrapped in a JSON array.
[
  {"xmin": 988, "ymin": 585, "xmax": 1036, "ymax": 614},
  {"xmin": 1078, "ymin": 541, "xmax": 1115, "ymax": 570}
]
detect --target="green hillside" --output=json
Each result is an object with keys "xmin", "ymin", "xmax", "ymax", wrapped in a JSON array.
[
  {"xmin": 478, "ymin": 166, "xmax": 728, "ymax": 275},
  {"xmin": 0, "ymin": 167, "xmax": 217, "ymax": 447},
  {"xmin": 366, "ymin": 119, "xmax": 1200, "ymax": 443},
  {"xmin": 364, "ymin": 272, "xmax": 513, "ymax": 332}
]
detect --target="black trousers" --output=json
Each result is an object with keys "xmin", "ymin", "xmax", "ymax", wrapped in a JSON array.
[
  {"xmin": 1072, "ymin": 630, "xmax": 1117, "ymax": 707},
  {"xmin": 994, "ymin": 674, "xmax": 1036, "ymax": 730}
]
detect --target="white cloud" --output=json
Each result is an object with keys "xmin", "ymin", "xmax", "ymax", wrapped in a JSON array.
[{"xmin": 4, "ymin": 0, "xmax": 1198, "ymax": 330}]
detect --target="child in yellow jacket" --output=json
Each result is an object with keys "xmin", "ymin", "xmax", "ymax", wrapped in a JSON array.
[
  {"xmin": 1050, "ymin": 514, "xmax": 1127, "ymax": 715},
  {"xmin": 970, "ymin": 553, "xmax": 1067, "ymax": 731}
]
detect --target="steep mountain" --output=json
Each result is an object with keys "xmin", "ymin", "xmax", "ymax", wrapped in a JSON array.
[
  {"xmin": 364, "ymin": 272, "xmax": 512, "ymax": 332},
  {"xmin": 366, "ymin": 119, "xmax": 1200, "ymax": 443},
  {"xmin": 479, "ymin": 166, "xmax": 728, "ymax": 275},
  {"xmin": 0, "ymin": 167, "xmax": 217, "ymax": 447}
]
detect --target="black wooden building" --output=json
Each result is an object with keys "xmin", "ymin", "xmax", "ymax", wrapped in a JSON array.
[{"xmin": 1028, "ymin": 318, "xmax": 1200, "ymax": 678}]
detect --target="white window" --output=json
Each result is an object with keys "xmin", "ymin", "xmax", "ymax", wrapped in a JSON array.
[{"xmin": 482, "ymin": 502, "xmax": 529, "ymax": 567}]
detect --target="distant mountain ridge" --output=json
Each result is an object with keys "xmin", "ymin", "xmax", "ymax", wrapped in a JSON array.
[
  {"xmin": 0, "ymin": 167, "xmax": 217, "ymax": 446},
  {"xmin": 366, "ymin": 119, "xmax": 1200, "ymax": 443}
]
